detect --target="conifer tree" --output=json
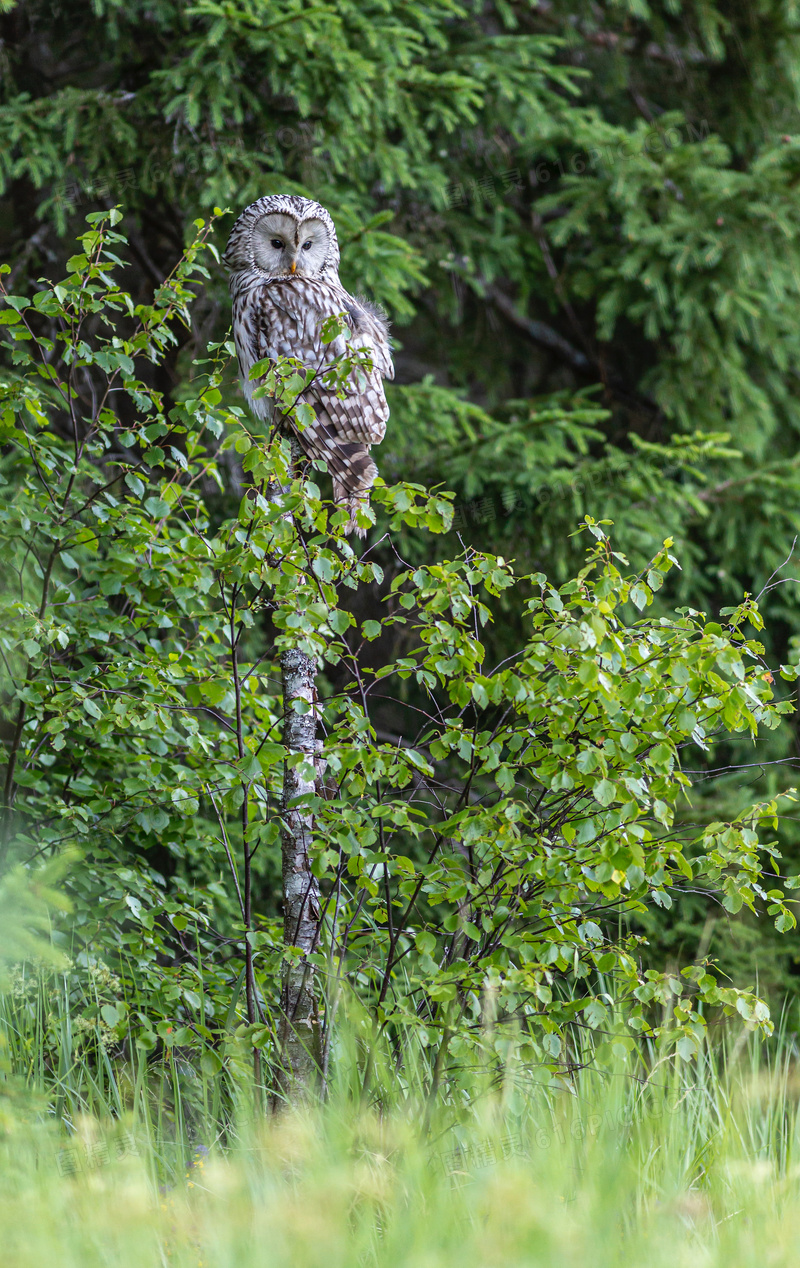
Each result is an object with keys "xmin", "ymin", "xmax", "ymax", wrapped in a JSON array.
[{"xmin": 3, "ymin": 0, "xmax": 800, "ymax": 999}]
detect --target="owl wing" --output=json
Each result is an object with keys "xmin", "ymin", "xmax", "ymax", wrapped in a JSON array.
[
  {"xmin": 269, "ymin": 283, "xmax": 391, "ymax": 438},
  {"xmin": 244, "ymin": 279, "xmax": 393, "ymax": 531}
]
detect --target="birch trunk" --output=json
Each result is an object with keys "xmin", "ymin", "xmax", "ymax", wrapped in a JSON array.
[{"xmin": 277, "ymin": 645, "xmax": 322, "ymax": 1097}]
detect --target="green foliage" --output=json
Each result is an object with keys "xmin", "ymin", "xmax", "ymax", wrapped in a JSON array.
[
  {"xmin": 4, "ymin": 0, "xmax": 800, "ymax": 617},
  {"xmin": 5, "ymin": 0, "xmax": 800, "ymax": 654},
  {"xmin": 1, "ymin": 216, "xmax": 797, "ymax": 1094},
  {"xmin": 3, "ymin": 0, "xmax": 800, "ymax": 1091}
]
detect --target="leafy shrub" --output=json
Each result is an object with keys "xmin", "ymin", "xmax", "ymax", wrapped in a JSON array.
[{"xmin": 1, "ymin": 212, "xmax": 797, "ymax": 1099}]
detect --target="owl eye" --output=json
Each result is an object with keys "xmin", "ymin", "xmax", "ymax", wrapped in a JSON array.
[
  {"xmin": 302, "ymin": 240, "xmax": 313, "ymax": 251},
  {"xmin": 270, "ymin": 238, "xmax": 284, "ymax": 249}
]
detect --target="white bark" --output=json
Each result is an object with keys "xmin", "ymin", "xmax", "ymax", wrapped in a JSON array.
[{"xmin": 277, "ymin": 646, "xmax": 322, "ymax": 1095}]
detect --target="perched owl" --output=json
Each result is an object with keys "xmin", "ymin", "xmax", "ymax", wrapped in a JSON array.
[{"xmin": 223, "ymin": 194, "xmax": 394, "ymax": 535}]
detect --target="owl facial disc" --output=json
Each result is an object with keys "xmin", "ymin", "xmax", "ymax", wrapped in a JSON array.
[
  {"xmin": 223, "ymin": 194, "xmax": 340, "ymax": 276},
  {"xmin": 251, "ymin": 212, "xmax": 331, "ymax": 277}
]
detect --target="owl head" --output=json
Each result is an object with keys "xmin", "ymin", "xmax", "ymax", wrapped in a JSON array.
[{"xmin": 223, "ymin": 194, "xmax": 340, "ymax": 280}]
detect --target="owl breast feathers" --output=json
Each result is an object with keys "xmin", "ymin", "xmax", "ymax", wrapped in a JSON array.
[{"xmin": 223, "ymin": 194, "xmax": 394, "ymax": 536}]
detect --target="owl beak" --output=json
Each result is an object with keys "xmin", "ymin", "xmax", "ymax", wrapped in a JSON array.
[{"xmin": 290, "ymin": 259, "xmax": 297, "ymax": 274}]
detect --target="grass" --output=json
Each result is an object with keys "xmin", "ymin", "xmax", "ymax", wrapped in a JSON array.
[
  {"xmin": 4, "ymin": 1014, "xmax": 800, "ymax": 1267},
  {"xmin": 3, "ymin": 895, "xmax": 800, "ymax": 1267}
]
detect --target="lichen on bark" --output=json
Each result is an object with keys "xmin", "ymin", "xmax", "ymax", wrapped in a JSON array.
[{"xmin": 276, "ymin": 645, "xmax": 322, "ymax": 1098}]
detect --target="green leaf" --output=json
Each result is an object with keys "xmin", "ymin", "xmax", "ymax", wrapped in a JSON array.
[
  {"xmin": 594, "ymin": 779, "xmax": 616, "ymax": 806},
  {"xmin": 328, "ymin": 609, "xmax": 353, "ymax": 634},
  {"xmin": 200, "ymin": 1049, "xmax": 223, "ymax": 1076},
  {"xmin": 199, "ymin": 679, "xmax": 229, "ymax": 706}
]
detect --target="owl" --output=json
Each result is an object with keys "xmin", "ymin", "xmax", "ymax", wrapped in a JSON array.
[{"xmin": 223, "ymin": 194, "xmax": 394, "ymax": 535}]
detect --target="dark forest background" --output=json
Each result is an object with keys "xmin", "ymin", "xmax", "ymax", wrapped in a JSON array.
[{"xmin": 3, "ymin": 0, "xmax": 800, "ymax": 1005}]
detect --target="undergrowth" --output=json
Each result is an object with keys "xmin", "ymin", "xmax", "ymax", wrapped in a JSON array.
[{"xmin": 3, "ymin": 990, "xmax": 800, "ymax": 1266}]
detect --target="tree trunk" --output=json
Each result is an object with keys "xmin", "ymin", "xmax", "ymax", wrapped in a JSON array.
[{"xmin": 276, "ymin": 645, "xmax": 322, "ymax": 1099}]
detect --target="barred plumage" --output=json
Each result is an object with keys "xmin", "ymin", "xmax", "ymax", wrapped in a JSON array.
[{"xmin": 223, "ymin": 194, "xmax": 394, "ymax": 535}]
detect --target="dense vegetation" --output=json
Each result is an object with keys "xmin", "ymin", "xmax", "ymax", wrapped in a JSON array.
[
  {"xmin": 2, "ymin": 0, "xmax": 800, "ymax": 1171},
  {"xmin": 5, "ymin": 1031, "xmax": 800, "ymax": 1268}
]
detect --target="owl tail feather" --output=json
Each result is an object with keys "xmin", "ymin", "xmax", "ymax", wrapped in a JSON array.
[
  {"xmin": 332, "ymin": 481, "xmax": 373, "ymax": 539},
  {"xmin": 295, "ymin": 421, "xmax": 378, "ymax": 537}
]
